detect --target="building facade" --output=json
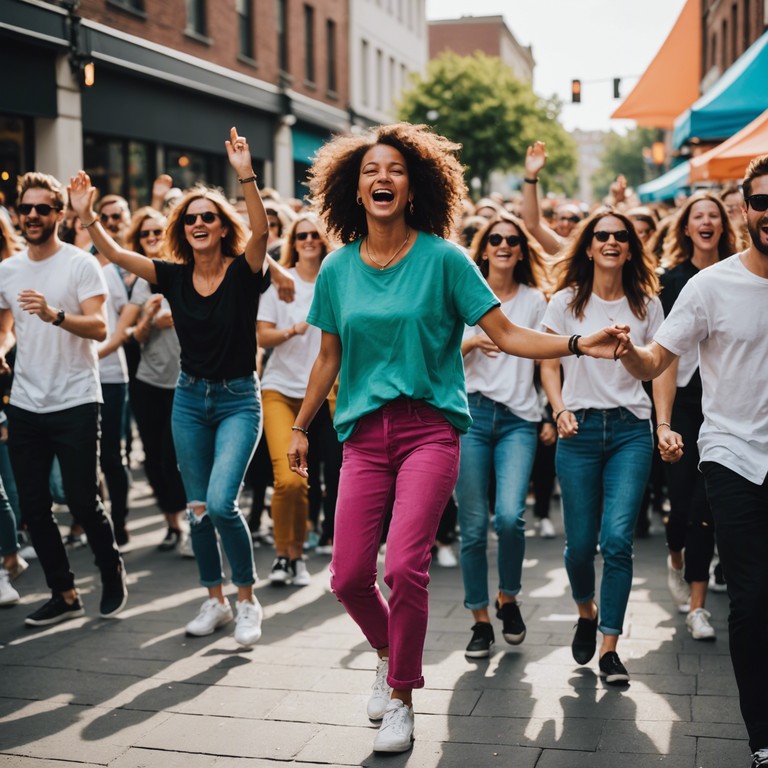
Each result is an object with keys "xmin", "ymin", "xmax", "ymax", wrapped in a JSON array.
[
  {"xmin": 0, "ymin": 0, "xmax": 350, "ymax": 205},
  {"xmin": 428, "ymin": 15, "xmax": 534, "ymax": 85}
]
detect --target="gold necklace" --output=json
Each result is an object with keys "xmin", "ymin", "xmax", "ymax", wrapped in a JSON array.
[{"xmin": 365, "ymin": 230, "xmax": 410, "ymax": 270}]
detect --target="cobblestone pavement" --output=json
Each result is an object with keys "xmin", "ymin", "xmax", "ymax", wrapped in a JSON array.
[{"xmin": 0, "ymin": 475, "xmax": 748, "ymax": 767}]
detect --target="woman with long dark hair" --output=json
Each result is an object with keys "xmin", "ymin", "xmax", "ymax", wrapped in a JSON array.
[{"xmin": 541, "ymin": 208, "xmax": 662, "ymax": 684}]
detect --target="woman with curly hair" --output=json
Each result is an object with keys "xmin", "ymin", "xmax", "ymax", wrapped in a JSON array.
[
  {"xmin": 68, "ymin": 127, "xmax": 292, "ymax": 648},
  {"xmin": 456, "ymin": 214, "xmax": 548, "ymax": 659},
  {"xmin": 285, "ymin": 123, "xmax": 626, "ymax": 753},
  {"xmin": 653, "ymin": 192, "xmax": 738, "ymax": 639},
  {"xmin": 540, "ymin": 208, "xmax": 662, "ymax": 685},
  {"xmin": 257, "ymin": 213, "xmax": 340, "ymax": 585}
]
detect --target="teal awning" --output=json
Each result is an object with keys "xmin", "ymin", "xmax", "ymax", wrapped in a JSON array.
[
  {"xmin": 292, "ymin": 128, "xmax": 328, "ymax": 164},
  {"xmin": 673, "ymin": 30, "xmax": 768, "ymax": 148},
  {"xmin": 637, "ymin": 161, "xmax": 690, "ymax": 203}
]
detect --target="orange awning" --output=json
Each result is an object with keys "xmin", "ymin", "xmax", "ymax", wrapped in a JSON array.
[
  {"xmin": 689, "ymin": 109, "xmax": 768, "ymax": 182},
  {"xmin": 611, "ymin": 0, "xmax": 701, "ymax": 129}
]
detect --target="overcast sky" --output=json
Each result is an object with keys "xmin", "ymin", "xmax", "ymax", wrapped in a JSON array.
[{"xmin": 425, "ymin": 0, "xmax": 688, "ymax": 134}]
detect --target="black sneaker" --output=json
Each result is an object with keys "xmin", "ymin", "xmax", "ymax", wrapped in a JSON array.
[
  {"xmin": 25, "ymin": 595, "xmax": 85, "ymax": 627},
  {"xmin": 495, "ymin": 599, "xmax": 526, "ymax": 645},
  {"xmin": 465, "ymin": 622, "xmax": 495, "ymax": 658},
  {"xmin": 269, "ymin": 556, "xmax": 291, "ymax": 585},
  {"xmin": 598, "ymin": 651, "xmax": 630, "ymax": 684},
  {"xmin": 158, "ymin": 528, "xmax": 181, "ymax": 551},
  {"xmin": 100, "ymin": 567, "xmax": 128, "ymax": 618},
  {"xmin": 572, "ymin": 613, "xmax": 598, "ymax": 664},
  {"xmin": 113, "ymin": 525, "xmax": 130, "ymax": 547}
]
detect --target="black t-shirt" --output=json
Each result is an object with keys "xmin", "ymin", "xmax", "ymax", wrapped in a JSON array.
[{"xmin": 153, "ymin": 256, "xmax": 269, "ymax": 380}]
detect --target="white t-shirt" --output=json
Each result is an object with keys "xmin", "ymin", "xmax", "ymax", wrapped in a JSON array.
[
  {"xmin": 98, "ymin": 263, "xmax": 129, "ymax": 385},
  {"xmin": 655, "ymin": 254, "xmax": 768, "ymax": 484},
  {"xmin": 0, "ymin": 243, "xmax": 107, "ymax": 412},
  {"xmin": 542, "ymin": 287, "xmax": 664, "ymax": 420},
  {"xmin": 463, "ymin": 283, "xmax": 547, "ymax": 421},
  {"xmin": 257, "ymin": 268, "xmax": 321, "ymax": 398}
]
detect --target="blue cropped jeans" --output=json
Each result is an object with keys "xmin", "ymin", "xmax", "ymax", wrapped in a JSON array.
[
  {"xmin": 171, "ymin": 372, "xmax": 261, "ymax": 588},
  {"xmin": 556, "ymin": 408, "xmax": 652, "ymax": 636},
  {"xmin": 455, "ymin": 393, "xmax": 538, "ymax": 610}
]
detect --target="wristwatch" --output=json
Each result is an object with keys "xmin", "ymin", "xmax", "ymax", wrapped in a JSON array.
[{"xmin": 52, "ymin": 308, "xmax": 65, "ymax": 326}]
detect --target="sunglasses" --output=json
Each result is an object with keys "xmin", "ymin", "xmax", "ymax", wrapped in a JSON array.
[
  {"xmin": 745, "ymin": 194, "xmax": 768, "ymax": 212},
  {"xmin": 18, "ymin": 203, "xmax": 61, "ymax": 216},
  {"xmin": 593, "ymin": 230, "xmax": 630, "ymax": 243},
  {"xmin": 559, "ymin": 216, "xmax": 580, "ymax": 224},
  {"xmin": 100, "ymin": 212, "xmax": 123, "ymax": 222},
  {"xmin": 139, "ymin": 228, "xmax": 163, "ymax": 239},
  {"xmin": 296, "ymin": 231, "xmax": 320, "ymax": 241},
  {"xmin": 183, "ymin": 211, "xmax": 220, "ymax": 226},
  {"xmin": 487, "ymin": 233, "xmax": 521, "ymax": 247}
]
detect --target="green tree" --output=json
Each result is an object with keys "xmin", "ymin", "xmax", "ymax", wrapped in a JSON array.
[
  {"xmin": 592, "ymin": 127, "xmax": 664, "ymax": 201},
  {"xmin": 397, "ymin": 52, "xmax": 576, "ymax": 196}
]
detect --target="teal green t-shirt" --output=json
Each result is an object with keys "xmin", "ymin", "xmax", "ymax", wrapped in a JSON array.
[{"xmin": 307, "ymin": 231, "xmax": 499, "ymax": 441}]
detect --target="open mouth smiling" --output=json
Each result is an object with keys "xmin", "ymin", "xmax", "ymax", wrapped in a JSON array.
[{"xmin": 371, "ymin": 189, "xmax": 395, "ymax": 203}]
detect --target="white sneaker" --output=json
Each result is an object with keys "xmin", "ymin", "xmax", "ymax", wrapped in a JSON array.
[
  {"xmin": 314, "ymin": 543, "xmax": 333, "ymax": 556},
  {"xmin": 0, "ymin": 569, "xmax": 20, "ymax": 606},
  {"xmin": 436, "ymin": 545, "xmax": 458, "ymax": 568},
  {"xmin": 667, "ymin": 555, "xmax": 691, "ymax": 613},
  {"xmin": 185, "ymin": 598, "xmax": 233, "ymax": 636},
  {"xmin": 373, "ymin": 699, "xmax": 415, "ymax": 753},
  {"xmin": 234, "ymin": 599, "xmax": 263, "ymax": 647},
  {"xmin": 6, "ymin": 555, "xmax": 29, "ymax": 581},
  {"xmin": 290, "ymin": 558, "xmax": 311, "ymax": 587},
  {"xmin": 367, "ymin": 657, "xmax": 392, "ymax": 720},
  {"xmin": 18, "ymin": 545, "xmax": 37, "ymax": 560},
  {"xmin": 539, "ymin": 518, "xmax": 556, "ymax": 539},
  {"xmin": 179, "ymin": 533, "xmax": 195, "ymax": 559},
  {"xmin": 686, "ymin": 607, "xmax": 716, "ymax": 641}
]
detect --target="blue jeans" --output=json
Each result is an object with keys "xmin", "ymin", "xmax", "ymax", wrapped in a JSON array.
[
  {"xmin": 0, "ymin": 470, "xmax": 18, "ymax": 557},
  {"xmin": 171, "ymin": 372, "xmax": 262, "ymax": 588},
  {"xmin": 556, "ymin": 408, "xmax": 652, "ymax": 635},
  {"xmin": 455, "ymin": 393, "xmax": 538, "ymax": 609}
]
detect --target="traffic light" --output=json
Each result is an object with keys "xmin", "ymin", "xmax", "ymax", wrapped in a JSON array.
[
  {"xmin": 613, "ymin": 78, "xmax": 621, "ymax": 99},
  {"xmin": 571, "ymin": 79, "xmax": 581, "ymax": 103}
]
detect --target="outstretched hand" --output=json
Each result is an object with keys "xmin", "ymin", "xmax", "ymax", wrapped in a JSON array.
[
  {"xmin": 579, "ymin": 324, "xmax": 631, "ymax": 360},
  {"xmin": 525, "ymin": 141, "xmax": 548, "ymax": 178},
  {"xmin": 67, "ymin": 171, "xmax": 98, "ymax": 221},
  {"xmin": 225, "ymin": 126, "xmax": 254, "ymax": 178}
]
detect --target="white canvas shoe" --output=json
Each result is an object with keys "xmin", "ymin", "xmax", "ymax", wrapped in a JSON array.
[
  {"xmin": 667, "ymin": 555, "xmax": 691, "ymax": 613},
  {"xmin": 185, "ymin": 598, "xmax": 233, "ymax": 636},
  {"xmin": 373, "ymin": 699, "xmax": 415, "ymax": 753},
  {"xmin": 686, "ymin": 607, "xmax": 716, "ymax": 641},
  {"xmin": 234, "ymin": 599, "xmax": 263, "ymax": 647},
  {"xmin": 367, "ymin": 658, "xmax": 392, "ymax": 720}
]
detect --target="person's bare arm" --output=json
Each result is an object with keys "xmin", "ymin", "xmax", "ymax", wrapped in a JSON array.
[
  {"xmin": 18, "ymin": 291, "xmax": 107, "ymax": 341},
  {"xmin": 521, "ymin": 142, "xmax": 564, "ymax": 256},
  {"xmin": 99, "ymin": 303, "xmax": 141, "ymax": 359},
  {"xmin": 651, "ymin": 358, "xmax": 684, "ymax": 463}
]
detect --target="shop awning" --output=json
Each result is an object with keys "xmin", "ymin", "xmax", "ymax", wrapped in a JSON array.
[
  {"xmin": 637, "ymin": 161, "xmax": 690, "ymax": 203},
  {"xmin": 689, "ymin": 109, "xmax": 768, "ymax": 182},
  {"xmin": 611, "ymin": 0, "xmax": 700, "ymax": 129},
  {"xmin": 673, "ymin": 30, "xmax": 768, "ymax": 148}
]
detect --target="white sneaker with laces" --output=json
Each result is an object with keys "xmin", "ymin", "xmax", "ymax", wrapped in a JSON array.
[
  {"xmin": 0, "ymin": 569, "xmax": 20, "ymax": 606},
  {"xmin": 436, "ymin": 545, "xmax": 458, "ymax": 568},
  {"xmin": 7, "ymin": 555, "xmax": 29, "ymax": 581},
  {"xmin": 539, "ymin": 518, "xmax": 556, "ymax": 539},
  {"xmin": 185, "ymin": 598, "xmax": 233, "ymax": 636},
  {"xmin": 290, "ymin": 558, "xmax": 311, "ymax": 587},
  {"xmin": 751, "ymin": 748, "xmax": 768, "ymax": 767},
  {"xmin": 367, "ymin": 657, "xmax": 392, "ymax": 720},
  {"xmin": 667, "ymin": 555, "xmax": 691, "ymax": 613},
  {"xmin": 373, "ymin": 699, "xmax": 415, "ymax": 753},
  {"xmin": 686, "ymin": 607, "xmax": 716, "ymax": 641},
  {"xmin": 234, "ymin": 599, "xmax": 263, "ymax": 647},
  {"xmin": 179, "ymin": 533, "xmax": 195, "ymax": 559}
]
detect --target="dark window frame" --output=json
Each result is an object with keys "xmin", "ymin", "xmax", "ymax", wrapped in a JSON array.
[
  {"xmin": 304, "ymin": 4, "xmax": 316, "ymax": 85},
  {"xmin": 326, "ymin": 18, "xmax": 337, "ymax": 96}
]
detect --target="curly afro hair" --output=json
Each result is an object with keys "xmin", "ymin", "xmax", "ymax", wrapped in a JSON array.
[{"xmin": 308, "ymin": 123, "xmax": 466, "ymax": 243}]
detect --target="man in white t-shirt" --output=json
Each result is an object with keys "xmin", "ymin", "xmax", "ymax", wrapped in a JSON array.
[
  {"xmin": 0, "ymin": 172, "xmax": 127, "ymax": 627},
  {"xmin": 617, "ymin": 155, "xmax": 768, "ymax": 768}
]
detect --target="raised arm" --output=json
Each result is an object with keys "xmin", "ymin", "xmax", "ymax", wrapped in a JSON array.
[
  {"xmin": 225, "ymin": 126, "xmax": 269, "ymax": 274},
  {"xmin": 476, "ymin": 306, "xmax": 626, "ymax": 361},
  {"xmin": 286, "ymin": 331, "xmax": 342, "ymax": 477},
  {"xmin": 68, "ymin": 172, "xmax": 157, "ymax": 284},
  {"xmin": 521, "ymin": 142, "xmax": 564, "ymax": 256}
]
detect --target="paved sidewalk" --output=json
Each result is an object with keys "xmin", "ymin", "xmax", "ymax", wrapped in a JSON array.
[{"xmin": 0, "ymin": 478, "xmax": 749, "ymax": 767}]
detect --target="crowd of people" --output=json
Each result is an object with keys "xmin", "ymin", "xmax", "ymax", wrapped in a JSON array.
[{"xmin": 0, "ymin": 125, "xmax": 765, "ymax": 767}]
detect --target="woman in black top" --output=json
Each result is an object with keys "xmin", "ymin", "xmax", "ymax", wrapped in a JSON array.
[{"xmin": 68, "ymin": 127, "xmax": 291, "ymax": 648}]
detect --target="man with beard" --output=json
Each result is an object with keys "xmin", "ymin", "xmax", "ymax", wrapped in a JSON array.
[
  {"xmin": 615, "ymin": 154, "xmax": 768, "ymax": 768},
  {"xmin": 0, "ymin": 172, "xmax": 127, "ymax": 626}
]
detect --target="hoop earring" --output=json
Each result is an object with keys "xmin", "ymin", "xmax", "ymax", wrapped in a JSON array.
[
  {"xmin": 409, "ymin": 200, "xmax": 415, "ymax": 216},
  {"xmin": 356, "ymin": 196, "xmax": 362, "ymax": 206}
]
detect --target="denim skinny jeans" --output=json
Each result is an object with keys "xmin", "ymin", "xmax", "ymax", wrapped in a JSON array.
[
  {"xmin": 555, "ymin": 407, "xmax": 652, "ymax": 635},
  {"xmin": 171, "ymin": 372, "xmax": 261, "ymax": 588},
  {"xmin": 455, "ymin": 393, "xmax": 538, "ymax": 609}
]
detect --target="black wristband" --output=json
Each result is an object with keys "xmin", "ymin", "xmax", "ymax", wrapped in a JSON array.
[
  {"xmin": 238, "ymin": 175, "xmax": 258, "ymax": 184},
  {"xmin": 52, "ymin": 308, "xmax": 66, "ymax": 326},
  {"xmin": 523, "ymin": 177, "xmax": 539, "ymax": 184},
  {"xmin": 568, "ymin": 334, "xmax": 583, "ymax": 357}
]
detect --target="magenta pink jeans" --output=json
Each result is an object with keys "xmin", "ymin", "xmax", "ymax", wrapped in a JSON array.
[{"xmin": 330, "ymin": 398, "xmax": 460, "ymax": 690}]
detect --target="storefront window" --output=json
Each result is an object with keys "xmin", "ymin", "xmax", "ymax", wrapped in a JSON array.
[{"xmin": 0, "ymin": 116, "xmax": 30, "ymax": 208}]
